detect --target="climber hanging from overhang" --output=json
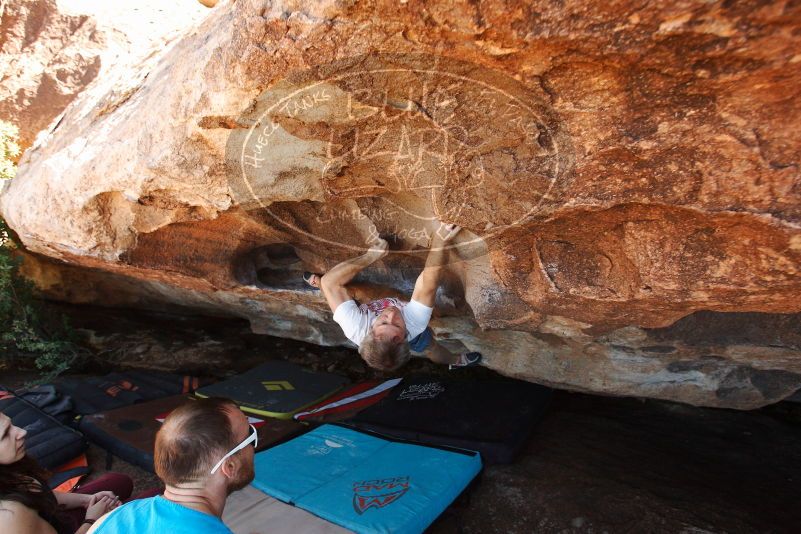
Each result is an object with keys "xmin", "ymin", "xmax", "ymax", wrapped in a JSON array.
[{"xmin": 303, "ymin": 223, "xmax": 482, "ymax": 371}]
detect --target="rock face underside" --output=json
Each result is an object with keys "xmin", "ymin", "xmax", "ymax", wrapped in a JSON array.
[{"xmin": 2, "ymin": 0, "xmax": 800, "ymax": 408}]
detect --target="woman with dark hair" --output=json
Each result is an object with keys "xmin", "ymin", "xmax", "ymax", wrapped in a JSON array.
[{"xmin": 0, "ymin": 412, "xmax": 131, "ymax": 533}]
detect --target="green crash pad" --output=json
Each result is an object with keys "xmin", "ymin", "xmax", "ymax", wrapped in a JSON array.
[{"xmin": 195, "ymin": 360, "xmax": 349, "ymax": 419}]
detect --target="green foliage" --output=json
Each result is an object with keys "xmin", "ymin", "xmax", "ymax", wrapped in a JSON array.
[
  {"xmin": 0, "ymin": 120, "xmax": 20, "ymax": 180},
  {"xmin": 1, "ymin": 122, "xmax": 84, "ymax": 381}
]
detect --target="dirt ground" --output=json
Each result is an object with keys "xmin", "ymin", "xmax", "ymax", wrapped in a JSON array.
[{"xmin": 4, "ymin": 304, "xmax": 801, "ymax": 533}]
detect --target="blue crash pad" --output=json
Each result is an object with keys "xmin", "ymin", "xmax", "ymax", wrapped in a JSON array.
[{"xmin": 253, "ymin": 425, "xmax": 482, "ymax": 534}]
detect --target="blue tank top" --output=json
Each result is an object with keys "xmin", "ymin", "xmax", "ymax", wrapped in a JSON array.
[{"xmin": 93, "ymin": 495, "xmax": 233, "ymax": 534}]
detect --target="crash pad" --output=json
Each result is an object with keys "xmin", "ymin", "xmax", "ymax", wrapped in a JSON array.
[
  {"xmin": 79, "ymin": 395, "xmax": 305, "ymax": 472},
  {"xmin": 252, "ymin": 425, "xmax": 481, "ymax": 534},
  {"xmin": 0, "ymin": 394, "xmax": 86, "ymax": 469},
  {"xmin": 344, "ymin": 374, "xmax": 552, "ymax": 464},
  {"xmin": 195, "ymin": 360, "xmax": 348, "ymax": 419}
]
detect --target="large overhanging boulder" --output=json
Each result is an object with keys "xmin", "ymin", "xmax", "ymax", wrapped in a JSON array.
[{"xmin": 1, "ymin": 0, "xmax": 800, "ymax": 409}]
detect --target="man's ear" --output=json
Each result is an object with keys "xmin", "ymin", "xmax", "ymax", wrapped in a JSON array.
[{"xmin": 219, "ymin": 458, "xmax": 238, "ymax": 479}]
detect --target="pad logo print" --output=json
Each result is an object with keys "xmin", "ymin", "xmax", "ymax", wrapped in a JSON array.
[
  {"xmin": 261, "ymin": 380, "xmax": 294, "ymax": 391},
  {"xmin": 307, "ymin": 435, "xmax": 355, "ymax": 456},
  {"xmin": 398, "ymin": 382, "xmax": 445, "ymax": 401},
  {"xmin": 352, "ymin": 476, "xmax": 410, "ymax": 514}
]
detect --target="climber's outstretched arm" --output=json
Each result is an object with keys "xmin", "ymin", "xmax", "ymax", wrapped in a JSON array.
[
  {"xmin": 411, "ymin": 224, "xmax": 461, "ymax": 307},
  {"xmin": 320, "ymin": 238, "xmax": 388, "ymax": 313}
]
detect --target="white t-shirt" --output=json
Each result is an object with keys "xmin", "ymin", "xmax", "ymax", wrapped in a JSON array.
[{"xmin": 332, "ymin": 297, "xmax": 433, "ymax": 347}]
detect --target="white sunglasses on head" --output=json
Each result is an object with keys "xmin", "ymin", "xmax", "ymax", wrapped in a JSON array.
[{"xmin": 210, "ymin": 424, "xmax": 258, "ymax": 475}]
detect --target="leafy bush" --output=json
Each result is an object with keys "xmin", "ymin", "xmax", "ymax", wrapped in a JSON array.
[
  {"xmin": 0, "ymin": 120, "xmax": 19, "ymax": 180},
  {"xmin": 1, "ymin": 121, "xmax": 85, "ymax": 381}
]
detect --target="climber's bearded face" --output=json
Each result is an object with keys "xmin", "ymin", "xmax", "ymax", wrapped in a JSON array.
[{"xmin": 372, "ymin": 306, "xmax": 406, "ymax": 344}]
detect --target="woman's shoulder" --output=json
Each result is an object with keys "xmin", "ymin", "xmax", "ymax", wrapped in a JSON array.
[{"xmin": 0, "ymin": 499, "xmax": 57, "ymax": 534}]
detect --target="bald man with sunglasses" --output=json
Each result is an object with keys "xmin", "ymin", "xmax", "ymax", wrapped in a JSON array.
[{"xmin": 88, "ymin": 398, "xmax": 257, "ymax": 533}]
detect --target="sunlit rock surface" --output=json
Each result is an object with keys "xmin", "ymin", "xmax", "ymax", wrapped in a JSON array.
[
  {"xmin": 0, "ymin": 0, "xmax": 208, "ymax": 159},
  {"xmin": 0, "ymin": 0, "xmax": 104, "ymax": 160},
  {"xmin": 2, "ymin": 0, "xmax": 800, "ymax": 408}
]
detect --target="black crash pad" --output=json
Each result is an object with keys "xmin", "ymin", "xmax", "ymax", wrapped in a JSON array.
[
  {"xmin": 343, "ymin": 374, "xmax": 552, "ymax": 464},
  {"xmin": 0, "ymin": 394, "xmax": 86, "ymax": 469},
  {"xmin": 54, "ymin": 370, "xmax": 208, "ymax": 416}
]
